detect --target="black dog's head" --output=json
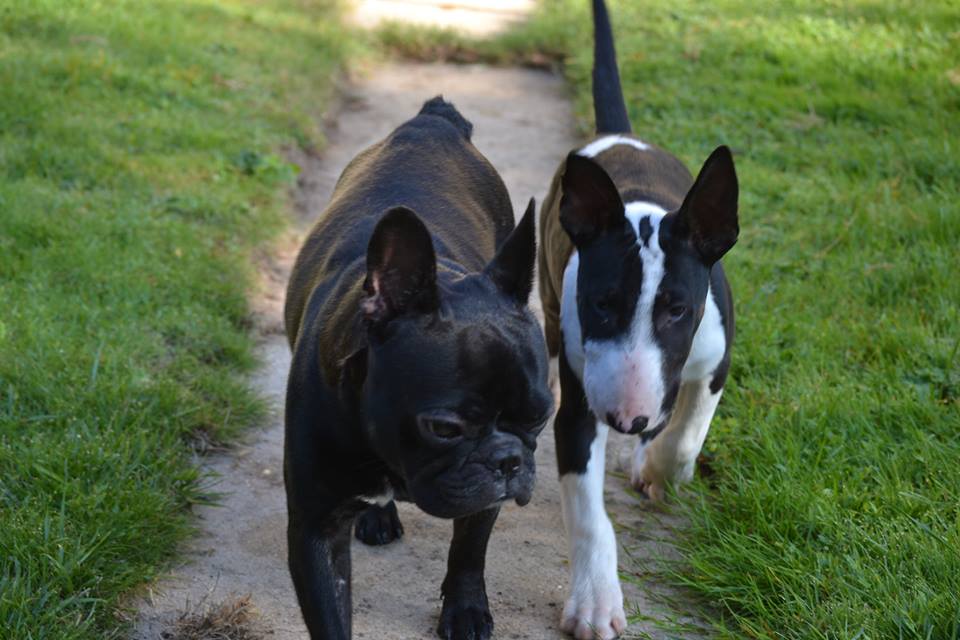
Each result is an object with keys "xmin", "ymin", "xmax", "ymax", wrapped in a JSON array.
[
  {"xmin": 359, "ymin": 200, "xmax": 553, "ymax": 519},
  {"xmin": 559, "ymin": 146, "xmax": 738, "ymax": 435}
]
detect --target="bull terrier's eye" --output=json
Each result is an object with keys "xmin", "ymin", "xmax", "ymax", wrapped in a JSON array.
[
  {"xmin": 668, "ymin": 304, "xmax": 688, "ymax": 320},
  {"xmin": 592, "ymin": 292, "xmax": 618, "ymax": 315}
]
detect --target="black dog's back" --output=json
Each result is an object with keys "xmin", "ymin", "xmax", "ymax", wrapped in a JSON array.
[{"xmin": 284, "ymin": 97, "xmax": 513, "ymax": 349}]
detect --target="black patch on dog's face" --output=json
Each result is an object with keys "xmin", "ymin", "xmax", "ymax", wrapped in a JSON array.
[
  {"xmin": 575, "ymin": 221, "xmax": 643, "ymax": 343},
  {"xmin": 650, "ymin": 146, "xmax": 739, "ymax": 407},
  {"xmin": 649, "ymin": 212, "xmax": 712, "ymax": 404},
  {"xmin": 559, "ymin": 152, "xmax": 643, "ymax": 345}
]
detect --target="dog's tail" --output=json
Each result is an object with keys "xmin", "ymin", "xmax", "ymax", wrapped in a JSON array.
[
  {"xmin": 592, "ymin": 0, "xmax": 631, "ymax": 134},
  {"xmin": 419, "ymin": 96, "xmax": 473, "ymax": 140}
]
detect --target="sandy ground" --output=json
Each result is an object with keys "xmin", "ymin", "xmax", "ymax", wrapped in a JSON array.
[
  {"xmin": 352, "ymin": 0, "xmax": 537, "ymax": 36},
  {"xmin": 131, "ymin": 63, "xmax": 706, "ymax": 640}
]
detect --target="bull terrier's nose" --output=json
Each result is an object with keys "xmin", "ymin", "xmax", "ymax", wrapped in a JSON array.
[
  {"xmin": 498, "ymin": 454, "xmax": 522, "ymax": 477},
  {"xmin": 629, "ymin": 416, "xmax": 649, "ymax": 434}
]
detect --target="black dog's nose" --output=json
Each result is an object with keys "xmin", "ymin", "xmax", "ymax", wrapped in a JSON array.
[
  {"xmin": 498, "ymin": 454, "xmax": 522, "ymax": 477},
  {"xmin": 629, "ymin": 416, "xmax": 649, "ymax": 434}
]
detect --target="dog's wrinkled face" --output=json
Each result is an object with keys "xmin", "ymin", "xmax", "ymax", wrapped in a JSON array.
[
  {"xmin": 360, "ymin": 202, "xmax": 553, "ymax": 519},
  {"xmin": 559, "ymin": 148, "xmax": 738, "ymax": 435}
]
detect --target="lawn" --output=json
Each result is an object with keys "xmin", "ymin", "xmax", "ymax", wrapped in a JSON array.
[
  {"xmin": 498, "ymin": 1, "xmax": 960, "ymax": 637},
  {"xmin": 3, "ymin": 0, "xmax": 958, "ymax": 638},
  {"xmin": 0, "ymin": 1, "xmax": 350, "ymax": 637}
]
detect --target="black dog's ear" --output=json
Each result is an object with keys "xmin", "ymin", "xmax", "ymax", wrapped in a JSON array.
[
  {"xmin": 485, "ymin": 197, "xmax": 536, "ymax": 304},
  {"xmin": 559, "ymin": 152, "xmax": 625, "ymax": 246},
  {"xmin": 676, "ymin": 145, "xmax": 739, "ymax": 264},
  {"xmin": 362, "ymin": 207, "xmax": 439, "ymax": 325}
]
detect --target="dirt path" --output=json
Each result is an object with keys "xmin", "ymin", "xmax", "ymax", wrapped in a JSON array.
[
  {"xmin": 353, "ymin": 0, "xmax": 536, "ymax": 35},
  {"xmin": 132, "ymin": 63, "xmax": 704, "ymax": 640}
]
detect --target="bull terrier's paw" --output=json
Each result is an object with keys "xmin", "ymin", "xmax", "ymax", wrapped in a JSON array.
[
  {"xmin": 437, "ymin": 595, "xmax": 493, "ymax": 640},
  {"xmin": 354, "ymin": 501, "xmax": 404, "ymax": 546},
  {"xmin": 560, "ymin": 582, "xmax": 626, "ymax": 639},
  {"xmin": 629, "ymin": 440, "xmax": 647, "ymax": 487},
  {"xmin": 630, "ymin": 442, "xmax": 666, "ymax": 502},
  {"xmin": 615, "ymin": 440, "xmax": 634, "ymax": 473},
  {"xmin": 633, "ymin": 477, "xmax": 665, "ymax": 503}
]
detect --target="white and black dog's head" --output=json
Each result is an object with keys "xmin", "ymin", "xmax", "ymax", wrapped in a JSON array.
[{"xmin": 559, "ymin": 145, "xmax": 738, "ymax": 435}]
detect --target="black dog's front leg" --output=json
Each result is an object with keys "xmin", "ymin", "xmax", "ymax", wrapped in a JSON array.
[
  {"xmin": 288, "ymin": 508, "xmax": 354, "ymax": 640},
  {"xmin": 437, "ymin": 507, "xmax": 500, "ymax": 640},
  {"xmin": 354, "ymin": 501, "xmax": 404, "ymax": 546}
]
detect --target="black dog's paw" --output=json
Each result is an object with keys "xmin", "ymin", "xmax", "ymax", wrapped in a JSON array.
[
  {"xmin": 354, "ymin": 501, "xmax": 404, "ymax": 546},
  {"xmin": 436, "ymin": 598, "xmax": 493, "ymax": 640}
]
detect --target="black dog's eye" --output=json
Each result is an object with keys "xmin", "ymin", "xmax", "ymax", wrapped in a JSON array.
[
  {"xmin": 513, "ymin": 419, "xmax": 546, "ymax": 434},
  {"xmin": 426, "ymin": 419, "xmax": 462, "ymax": 439},
  {"xmin": 418, "ymin": 414, "xmax": 465, "ymax": 441},
  {"xmin": 669, "ymin": 304, "xmax": 688, "ymax": 320},
  {"xmin": 527, "ymin": 420, "xmax": 548, "ymax": 435}
]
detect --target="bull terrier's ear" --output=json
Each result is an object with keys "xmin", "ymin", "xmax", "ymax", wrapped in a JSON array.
[
  {"xmin": 559, "ymin": 152, "xmax": 625, "ymax": 246},
  {"xmin": 485, "ymin": 197, "xmax": 536, "ymax": 304},
  {"xmin": 677, "ymin": 145, "xmax": 739, "ymax": 264},
  {"xmin": 363, "ymin": 207, "xmax": 439, "ymax": 326}
]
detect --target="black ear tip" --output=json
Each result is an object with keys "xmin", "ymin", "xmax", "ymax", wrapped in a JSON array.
[
  {"xmin": 563, "ymin": 151, "xmax": 595, "ymax": 173},
  {"xmin": 561, "ymin": 153, "xmax": 612, "ymax": 195},
  {"xmin": 562, "ymin": 152, "xmax": 587, "ymax": 177},
  {"xmin": 519, "ymin": 197, "xmax": 537, "ymax": 252},
  {"xmin": 370, "ymin": 206, "xmax": 433, "ymax": 251},
  {"xmin": 377, "ymin": 205, "xmax": 425, "ymax": 233},
  {"xmin": 710, "ymin": 145, "xmax": 736, "ymax": 168},
  {"xmin": 367, "ymin": 206, "xmax": 435, "ymax": 273},
  {"xmin": 520, "ymin": 197, "xmax": 536, "ymax": 225},
  {"xmin": 484, "ymin": 198, "xmax": 537, "ymax": 304},
  {"xmin": 364, "ymin": 205, "xmax": 439, "ymax": 322}
]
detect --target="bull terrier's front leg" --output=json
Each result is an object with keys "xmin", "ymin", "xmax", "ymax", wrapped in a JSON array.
[{"xmin": 555, "ymin": 347, "xmax": 625, "ymax": 640}]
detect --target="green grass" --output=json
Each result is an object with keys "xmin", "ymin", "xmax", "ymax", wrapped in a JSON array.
[
  {"xmin": 372, "ymin": 17, "xmax": 571, "ymax": 67},
  {"xmin": 3, "ymin": 1, "xmax": 957, "ymax": 638},
  {"xmin": 0, "ymin": 1, "xmax": 350, "ymax": 637},
  {"xmin": 496, "ymin": 1, "xmax": 960, "ymax": 637}
]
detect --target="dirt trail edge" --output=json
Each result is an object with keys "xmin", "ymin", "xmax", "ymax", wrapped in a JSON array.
[{"xmin": 132, "ymin": 63, "xmax": 706, "ymax": 640}]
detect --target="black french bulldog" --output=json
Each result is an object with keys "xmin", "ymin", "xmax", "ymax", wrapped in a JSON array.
[{"xmin": 283, "ymin": 97, "xmax": 554, "ymax": 640}]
